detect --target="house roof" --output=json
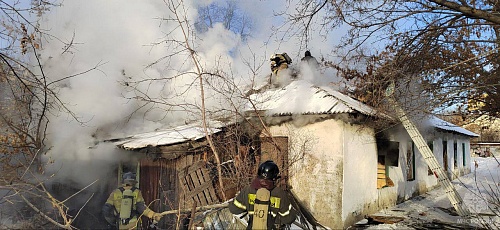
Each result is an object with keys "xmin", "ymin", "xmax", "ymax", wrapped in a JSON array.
[
  {"xmin": 429, "ymin": 116, "xmax": 479, "ymax": 137},
  {"xmin": 248, "ymin": 80, "xmax": 377, "ymax": 116},
  {"xmin": 110, "ymin": 123, "xmax": 222, "ymax": 150},
  {"xmin": 248, "ymin": 80, "xmax": 478, "ymax": 137}
]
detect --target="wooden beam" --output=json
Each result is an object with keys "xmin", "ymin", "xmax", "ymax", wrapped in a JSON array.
[{"xmin": 158, "ymin": 203, "xmax": 229, "ymax": 217}]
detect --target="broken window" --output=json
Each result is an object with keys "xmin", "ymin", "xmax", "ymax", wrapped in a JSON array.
[
  {"xmin": 376, "ymin": 139, "xmax": 398, "ymax": 189},
  {"xmin": 377, "ymin": 156, "xmax": 394, "ymax": 189},
  {"xmin": 406, "ymin": 142, "xmax": 415, "ymax": 181}
]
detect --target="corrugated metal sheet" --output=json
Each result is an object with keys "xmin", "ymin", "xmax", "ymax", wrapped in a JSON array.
[
  {"xmin": 247, "ymin": 80, "xmax": 477, "ymax": 137},
  {"xmin": 249, "ymin": 80, "xmax": 377, "ymax": 116},
  {"xmin": 429, "ymin": 116, "xmax": 479, "ymax": 137},
  {"xmin": 112, "ymin": 123, "xmax": 221, "ymax": 150}
]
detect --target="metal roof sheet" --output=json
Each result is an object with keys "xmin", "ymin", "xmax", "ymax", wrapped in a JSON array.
[
  {"xmin": 248, "ymin": 80, "xmax": 377, "ymax": 116},
  {"xmin": 111, "ymin": 123, "xmax": 221, "ymax": 150},
  {"xmin": 429, "ymin": 116, "xmax": 479, "ymax": 137}
]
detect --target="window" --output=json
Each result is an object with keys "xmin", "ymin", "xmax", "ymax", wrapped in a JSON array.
[
  {"xmin": 407, "ymin": 142, "xmax": 415, "ymax": 181},
  {"xmin": 427, "ymin": 141, "xmax": 434, "ymax": 175},
  {"xmin": 376, "ymin": 139, "xmax": 398, "ymax": 189},
  {"xmin": 442, "ymin": 140, "xmax": 448, "ymax": 172},
  {"xmin": 377, "ymin": 156, "xmax": 391, "ymax": 189},
  {"xmin": 462, "ymin": 143, "xmax": 466, "ymax": 166},
  {"xmin": 453, "ymin": 141, "xmax": 458, "ymax": 168}
]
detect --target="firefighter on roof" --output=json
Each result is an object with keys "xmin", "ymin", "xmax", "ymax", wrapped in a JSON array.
[
  {"xmin": 300, "ymin": 50, "xmax": 319, "ymax": 69},
  {"xmin": 229, "ymin": 160, "xmax": 297, "ymax": 229},
  {"xmin": 269, "ymin": 53, "xmax": 293, "ymax": 87},
  {"xmin": 102, "ymin": 172, "xmax": 162, "ymax": 229},
  {"xmin": 270, "ymin": 53, "xmax": 292, "ymax": 76}
]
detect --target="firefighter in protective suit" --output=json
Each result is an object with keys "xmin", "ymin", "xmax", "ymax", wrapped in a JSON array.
[
  {"xmin": 300, "ymin": 51, "xmax": 319, "ymax": 69},
  {"xmin": 269, "ymin": 53, "xmax": 292, "ymax": 86},
  {"xmin": 270, "ymin": 53, "xmax": 292, "ymax": 76},
  {"xmin": 102, "ymin": 172, "xmax": 162, "ymax": 229},
  {"xmin": 229, "ymin": 160, "xmax": 296, "ymax": 229}
]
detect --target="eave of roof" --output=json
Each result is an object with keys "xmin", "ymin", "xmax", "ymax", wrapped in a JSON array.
[
  {"xmin": 248, "ymin": 80, "xmax": 377, "ymax": 116},
  {"xmin": 429, "ymin": 116, "xmax": 479, "ymax": 137},
  {"xmin": 109, "ymin": 123, "xmax": 222, "ymax": 150}
]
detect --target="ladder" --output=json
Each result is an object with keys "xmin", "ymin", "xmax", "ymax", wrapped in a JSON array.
[{"xmin": 385, "ymin": 84, "xmax": 471, "ymax": 217}]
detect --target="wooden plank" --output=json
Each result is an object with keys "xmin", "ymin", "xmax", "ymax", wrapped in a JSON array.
[
  {"xmin": 178, "ymin": 160, "xmax": 221, "ymax": 210},
  {"xmin": 179, "ymin": 165, "xmax": 196, "ymax": 209},
  {"xmin": 198, "ymin": 170, "xmax": 211, "ymax": 206},
  {"xmin": 197, "ymin": 167, "xmax": 213, "ymax": 204},
  {"xmin": 197, "ymin": 163, "xmax": 218, "ymax": 205},
  {"xmin": 185, "ymin": 161, "xmax": 205, "ymax": 175},
  {"xmin": 201, "ymin": 167, "xmax": 218, "ymax": 204},
  {"xmin": 368, "ymin": 215, "xmax": 404, "ymax": 224},
  {"xmin": 184, "ymin": 162, "xmax": 207, "ymax": 204},
  {"xmin": 191, "ymin": 168, "xmax": 205, "ymax": 205},
  {"xmin": 159, "ymin": 203, "xmax": 229, "ymax": 216}
]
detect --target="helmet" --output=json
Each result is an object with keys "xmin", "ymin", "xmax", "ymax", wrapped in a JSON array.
[
  {"xmin": 257, "ymin": 160, "xmax": 280, "ymax": 180},
  {"xmin": 122, "ymin": 172, "xmax": 137, "ymax": 185},
  {"xmin": 270, "ymin": 53, "xmax": 292, "ymax": 65},
  {"xmin": 305, "ymin": 50, "xmax": 311, "ymax": 57}
]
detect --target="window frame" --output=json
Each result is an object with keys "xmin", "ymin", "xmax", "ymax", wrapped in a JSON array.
[{"xmin": 406, "ymin": 141, "xmax": 415, "ymax": 181}]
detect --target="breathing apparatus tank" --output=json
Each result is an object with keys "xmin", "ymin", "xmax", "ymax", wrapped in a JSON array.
[{"xmin": 119, "ymin": 188, "xmax": 134, "ymax": 224}]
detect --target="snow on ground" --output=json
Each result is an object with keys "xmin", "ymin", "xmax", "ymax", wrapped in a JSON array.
[{"xmin": 349, "ymin": 155, "xmax": 500, "ymax": 229}]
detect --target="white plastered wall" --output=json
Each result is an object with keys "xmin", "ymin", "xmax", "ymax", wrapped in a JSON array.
[
  {"xmin": 433, "ymin": 132, "xmax": 472, "ymax": 179},
  {"xmin": 384, "ymin": 129, "xmax": 472, "ymax": 205},
  {"xmin": 265, "ymin": 118, "xmax": 473, "ymax": 228},
  {"xmin": 340, "ymin": 122, "xmax": 378, "ymax": 227},
  {"xmin": 267, "ymin": 119, "xmax": 345, "ymax": 229}
]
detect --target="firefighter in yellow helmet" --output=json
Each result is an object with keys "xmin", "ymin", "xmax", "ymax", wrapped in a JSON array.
[
  {"xmin": 269, "ymin": 53, "xmax": 293, "ymax": 87},
  {"xmin": 270, "ymin": 53, "xmax": 292, "ymax": 76},
  {"xmin": 102, "ymin": 172, "xmax": 162, "ymax": 229}
]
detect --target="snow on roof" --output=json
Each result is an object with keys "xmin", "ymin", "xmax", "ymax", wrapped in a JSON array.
[
  {"xmin": 111, "ymin": 123, "xmax": 222, "ymax": 150},
  {"xmin": 429, "ymin": 116, "xmax": 479, "ymax": 137},
  {"xmin": 248, "ymin": 80, "xmax": 377, "ymax": 116}
]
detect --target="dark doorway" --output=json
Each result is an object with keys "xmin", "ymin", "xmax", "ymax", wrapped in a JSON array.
[{"xmin": 442, "ymin": 140, "xmax": 448, "ymax": 174}]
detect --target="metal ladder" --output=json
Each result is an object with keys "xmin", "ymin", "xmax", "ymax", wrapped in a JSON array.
[{"xmin": 385, "ymin": 85, "xmax": 471, "ymax": 217}]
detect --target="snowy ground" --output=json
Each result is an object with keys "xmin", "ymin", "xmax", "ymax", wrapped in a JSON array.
[{"xmin": 348, "ymin": 155, "xmax": 500, "ymax": 230}]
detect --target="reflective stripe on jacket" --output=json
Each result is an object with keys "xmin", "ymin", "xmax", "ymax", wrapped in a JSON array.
[{"xmin": 228, "ymin": 185, "xmax": 296, "ymax": 229}]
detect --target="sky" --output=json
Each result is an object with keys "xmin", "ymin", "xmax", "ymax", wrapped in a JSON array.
[{"xmin": 21, "ymin": 0, "xmax": 346, "ymax": 187}]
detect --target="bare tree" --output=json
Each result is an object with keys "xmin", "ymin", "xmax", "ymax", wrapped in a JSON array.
[
  {"xmin": 195, "ymin": 0, "xmax": 253, "ymax": 40},
  {"xmin": 124, "ymin": 0, "xmax": 307, "ymax": 207},
  {"xmin": 275, "ymin": 1, "xmax": 500, "ymax": 228},
  {"xmin": 278, "ymin": 0, "xmax": 500, "ymax": 120},
  {"xmin": 0, "ymin": 1, "xmax": 102, "ymax": 229}
]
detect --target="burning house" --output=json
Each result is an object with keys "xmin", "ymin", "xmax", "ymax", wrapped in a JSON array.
[
  {"xmin": 246, "ymin": 79, "xmax": 479, "ymax": 228},
  {"xmin": 105, "ymin": 122, "xmax": 236, "ymax": 228},
  {"xmin": 100, "ymin": 79, "xmax": 478, "ymax": 229}
]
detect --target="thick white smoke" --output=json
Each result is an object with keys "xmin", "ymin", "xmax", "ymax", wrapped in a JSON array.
[{"xmin": 33, "ymin": 0, "xmax": 345, "ymax": 187}]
